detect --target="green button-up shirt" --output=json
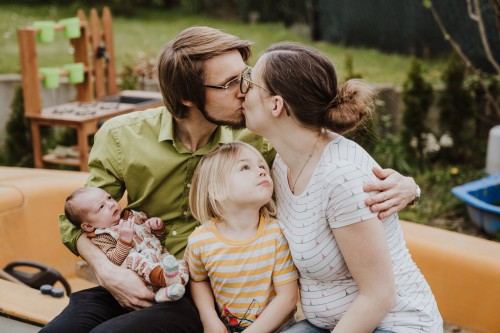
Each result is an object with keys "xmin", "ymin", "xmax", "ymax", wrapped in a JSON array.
[{"xmin": 59, "ymin": 106, "xmax": 274, "ymax": 259}]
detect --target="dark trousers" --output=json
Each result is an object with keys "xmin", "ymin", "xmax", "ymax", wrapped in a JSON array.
[{"xmin": 39, "ymin": 286, "xmax": 203, "ymax": 333}]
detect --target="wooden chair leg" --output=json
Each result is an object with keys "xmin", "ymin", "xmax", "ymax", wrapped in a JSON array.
[{"xmin": 30, "ymin": 122, "xmax": 44, "ymax": 169}]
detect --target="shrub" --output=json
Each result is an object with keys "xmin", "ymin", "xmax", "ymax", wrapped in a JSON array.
[
  {"xmin": 343, "ymin": 53, "xmax": 362, "ymax": 81},
  {"xmin": 119, "ymin": 54, "xmax": 156, "ymax": 90},
  {"xmin": 438, "ymin": 55, "xmax": 475, "ymax": 163},
  {"xmin": 401, "ymin": 58, "xmax": 433, "ymax": 171},
  {"xmin": 467, "ymin": 73, "xmax": 500, "ymax": 140},
  {"xmin": 2, "ymin": 86, "xmax": 33, "ymax": 167}
]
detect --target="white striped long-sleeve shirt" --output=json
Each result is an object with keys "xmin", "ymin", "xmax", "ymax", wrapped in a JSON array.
[{"xmin": 273, "ymin": 135, "xmax": 443, "ymax": 333}]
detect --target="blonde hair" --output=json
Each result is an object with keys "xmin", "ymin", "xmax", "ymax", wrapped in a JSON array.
[{"xmin": 189, "ymin": 142, "xmax": 276, "ymax": 223}]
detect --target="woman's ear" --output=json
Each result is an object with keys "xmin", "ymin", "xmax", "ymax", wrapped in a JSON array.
[
  {"xmin": 271, "ymin": 96, "xmax": 286, "ymax": 118},
  {"xmin": 81, "ymin": 223, "xmax": 95, "ymax": 233}
]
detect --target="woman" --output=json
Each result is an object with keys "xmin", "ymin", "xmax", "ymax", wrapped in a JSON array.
[{"xmin": 241, "ymin": 42, "xmax": 443, "ymax": 333}]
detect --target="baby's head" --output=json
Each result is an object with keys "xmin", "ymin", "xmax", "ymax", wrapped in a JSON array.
[{"xmin": 65, "ymin": 187, "xmax": 121, "ymax": 232}]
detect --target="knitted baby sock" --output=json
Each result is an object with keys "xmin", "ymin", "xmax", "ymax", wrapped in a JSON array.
[
  {"xmin": 155, "ymin": 284, "xmax": 185, "ymax": 302},
  {"xmin": 162, "ymin": 255, "xmax": 182, "ymax": 285}
]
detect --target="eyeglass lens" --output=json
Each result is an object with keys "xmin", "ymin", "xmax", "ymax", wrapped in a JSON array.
[
  {"xmin": 224, "ymin": 76, "xmax": 242, "ymax": 94},
  {"xmin": 240, "ymin": 67, "xmax": 251, "ymax": 94}
]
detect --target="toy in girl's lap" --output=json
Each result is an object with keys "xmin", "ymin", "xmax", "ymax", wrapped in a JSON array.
[{"xmin": 65, "ymin": 187, "xmax": 189, "ymax": 302}]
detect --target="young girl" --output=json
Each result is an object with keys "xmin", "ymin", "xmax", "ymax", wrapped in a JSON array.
[{"xmin": 185, "ymin": 141, "xmax": 299, "ymax": 333}]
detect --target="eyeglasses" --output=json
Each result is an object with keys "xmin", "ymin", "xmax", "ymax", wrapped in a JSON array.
[
  {"xmin": 240, "ymin": 67, "xmax": 270, "ymax": 94},
  {"xmin": 204, "ymin": 66, "xmax": 250, "ymax": 95},
  {"xmin": 242, "ymin": 68, "xmax": 291, "ymax": 116}
]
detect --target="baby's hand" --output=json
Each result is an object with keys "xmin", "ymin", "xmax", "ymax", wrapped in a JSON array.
[
  {"xmin": 145, "ymin": 217, "xmax": 164, "ymax": 231},
  {"xmin": 118, "ymin": 219, "xmax": 134, "ymax": 244}
]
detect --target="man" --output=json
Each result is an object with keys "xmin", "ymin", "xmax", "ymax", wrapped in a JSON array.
[{"xmin": 42, "ymin": 26, "xmax": 418, "ymax": 333}]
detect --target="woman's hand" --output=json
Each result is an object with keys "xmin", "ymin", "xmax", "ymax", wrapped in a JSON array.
[{"xmin": 363, "ymin": 167, "xmax": 417, "ymax": 219}]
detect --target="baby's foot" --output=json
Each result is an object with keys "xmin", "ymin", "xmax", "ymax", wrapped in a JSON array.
[
  {"xmin": 162, "ymin": 255, "xmax": 181, "ymax": 285},
  {"xmin": 155, "ymin": 284, "xmax": 185, "ymax": 302}
]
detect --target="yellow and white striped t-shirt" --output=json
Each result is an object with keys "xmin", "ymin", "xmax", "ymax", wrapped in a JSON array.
[{"xmin": 184, "ymin": 216, "xmax": 298, "ymax": 328}]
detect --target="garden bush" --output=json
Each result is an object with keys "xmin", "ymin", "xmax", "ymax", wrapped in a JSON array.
[
  {"xmin": 401, "ymin": 58, "xmax": 433, "ymax": 171},
  {"xmin": 2, "ymin": 86, "xmax": 33, "ymax": 167},
  {"xmin": 437, "ymin": 55, "xmax": 475, "ymax": 164}
]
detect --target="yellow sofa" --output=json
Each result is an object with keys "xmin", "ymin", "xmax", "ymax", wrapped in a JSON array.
[
  {"xmin": 402, "ymin": 222, "xmax": 500, "ymax": 333},
  {"xmin": 0, "ymin": 167, "xmax": 95, "ymax": 326},
  {"xmin": 0, "ymin": 167, "xmax": 499, "ymax": 332}
]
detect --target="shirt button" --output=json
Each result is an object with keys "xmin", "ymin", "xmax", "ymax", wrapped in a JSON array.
[
  {"xmin": 172, "ymin": 230, "xmax": 177, "ymax": 236},
  {"xmin": 187, "ymin": 183, "xmax": 191, "ymax": 188},
  {"xmin": 183, "ymin": 211, "xmax": 189, "ymax": 216}
]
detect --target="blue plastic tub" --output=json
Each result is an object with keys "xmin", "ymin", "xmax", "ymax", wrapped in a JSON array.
[{"xmin": 451, "ymin": 173, "xmax": 500, "ymax": 235}]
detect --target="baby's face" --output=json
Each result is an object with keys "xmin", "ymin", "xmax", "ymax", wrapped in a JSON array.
[{"xmin": 77, "ymin": 188, "xmax": 121, "ymax": 230}]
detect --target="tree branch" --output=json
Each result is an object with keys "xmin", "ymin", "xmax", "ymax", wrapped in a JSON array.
[
  {"xmin": 474, "ymin": 0, "xmax": 500, "ymax": 74},
  {"xmin": 467, "ymin": 0, "xmax": 479, "ymax": 20},
  {"xmin": 425, "ymin": 1, "xmax": 500, "ymax": 117},
  {"xmin": 489, "ymin": 0, "xmax": 500, "ymax": 41},
  {"xmin": 427, "ymin": 3, "xmax": 474, "ymax": 70}
]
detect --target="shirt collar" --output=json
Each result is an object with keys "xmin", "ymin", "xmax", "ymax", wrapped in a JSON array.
[
  {"xmin": 158, "ymin": 107, "xmax": 236, "ymax": 145},
  {"xmin": 158, "ymin": 107, "xmax": 174, "ymax": 142}
]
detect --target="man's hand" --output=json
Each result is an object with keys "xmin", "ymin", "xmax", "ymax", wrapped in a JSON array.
[
  {"xmin": 77, "ymin": 236, "xmax": 155, "ymax": 310},
  {"xmin": 97, "ymin": 264, "xmax": 155, "ymax": 310},
  {"xmin": 363, "ymin": 167, "xmax": 417, "ymax": 220}
]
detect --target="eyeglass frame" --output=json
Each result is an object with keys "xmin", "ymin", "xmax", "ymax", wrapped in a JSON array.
[
  {"xmin": 240, "ymin": 66, "xmax": 270, "ymax": 94},
  {"xmin": 240, "ymin": 67, "xmax": 290, "ymax": 116},
  {"xmin": 203, "ymin": 66, "xmax": 250, "ymax": 94}
]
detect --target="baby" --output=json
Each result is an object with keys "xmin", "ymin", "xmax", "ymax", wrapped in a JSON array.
[{"xmin": 64, "ymin": 187, "xmax": 188, "ymax": 302}]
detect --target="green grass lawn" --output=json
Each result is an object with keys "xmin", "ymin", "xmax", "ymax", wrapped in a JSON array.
[{"xmin": 1, "ymin": 4, "xmax": 447, "ymax": 86}]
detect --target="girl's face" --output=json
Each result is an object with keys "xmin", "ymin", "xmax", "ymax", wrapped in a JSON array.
[
  {"xmin": 225, "ymin": 147, "xmax": 273, "ymax": 210},
  {"xmin": 241, "ymin": 58, "xmax": 273, "ymax": 135},
  {"xmin": 77, "ymin": 188, "xmax": 121, "ymax": 231}
]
